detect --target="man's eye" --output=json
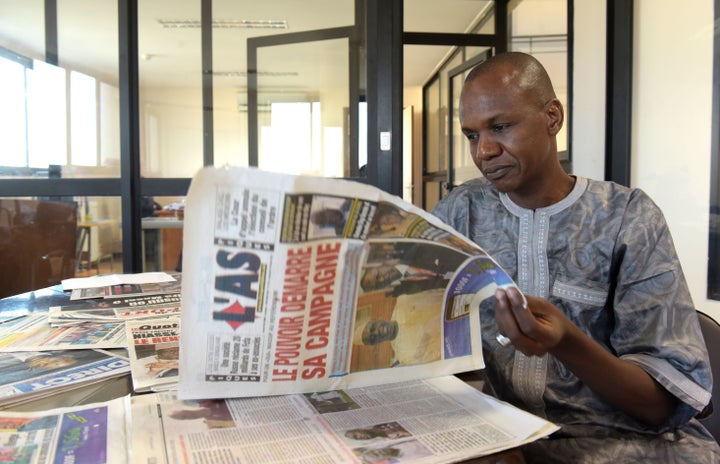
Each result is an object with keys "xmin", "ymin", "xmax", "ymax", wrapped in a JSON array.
[
  {"xmin": 492, "ymin": 124, "xmax": 509, "ymax": 133},
  {"xmin": 464, "ymin": 132, "xmax": 478, "ymax": 142}
]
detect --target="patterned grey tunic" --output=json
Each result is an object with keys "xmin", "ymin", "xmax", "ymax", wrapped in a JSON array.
[{"xmin": 432, "ymin": 176, "xmax": 720, "ymax": 463}]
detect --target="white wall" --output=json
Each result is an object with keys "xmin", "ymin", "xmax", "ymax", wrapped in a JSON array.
[
  {"xmin": 571, "ymin": 0, "xmax": 606, "ymax": 180},
  {"xmin": 633, "ymin": 0, "xmax": 719, "ymax": 318},
  {"xmin": 574, "ymin": 0, "xmax": 720, "ymax": 319}
]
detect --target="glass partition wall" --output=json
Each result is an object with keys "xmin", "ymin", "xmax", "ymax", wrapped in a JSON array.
[{"xmin": 0, "ymin": 0, "xmax": 524, "ymax": 294}]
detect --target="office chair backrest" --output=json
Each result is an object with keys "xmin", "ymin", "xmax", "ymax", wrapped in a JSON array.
[{"xmin": 698, "ymin": 311, "xmax": 720, "ymax": 444}]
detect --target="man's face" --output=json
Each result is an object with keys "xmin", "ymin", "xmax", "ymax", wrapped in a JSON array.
[
  {"xmin": 458, "ymin": 66, "xmax": 561, "ymax": 199},
  {"xmin": 361, "ymin": 265, "xmax": 402, "ymax": 291},
  {"xmin": 312, "ymin": 209, "xmax": 344, "ymax": 226},
  {"xmin": 362, "ymin": 319, "xmax": 399, "ymax": 344}
]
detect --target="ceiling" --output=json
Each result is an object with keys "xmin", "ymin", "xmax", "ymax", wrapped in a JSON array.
[{"xmin": 0, "ymin": 0, "xmax": 496, "ymax": 91}]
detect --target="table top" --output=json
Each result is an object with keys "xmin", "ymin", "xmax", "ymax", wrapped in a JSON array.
[{"xmin": 141, "ymin": 217, "xmax": 184, "ymax": 229}]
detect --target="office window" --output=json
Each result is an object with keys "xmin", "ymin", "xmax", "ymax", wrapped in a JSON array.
[
  {"xmin": 70, "ymin": 71, "xmax": 98, "ymax": 167},
  {"xmin": 27, "ymin": 60, "xmax": 67, "ymax": 169},
  {"xmin": 0, "ymin": 57, "xmax": 27, "ymax": 167}
]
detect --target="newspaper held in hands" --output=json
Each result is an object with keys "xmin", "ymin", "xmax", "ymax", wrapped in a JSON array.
[{"xmin": 179, "ymin": 166, "xmax": 521, "ymax": 399}]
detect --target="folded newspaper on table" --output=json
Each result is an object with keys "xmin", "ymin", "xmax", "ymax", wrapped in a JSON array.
[
  {"xmin": 133, "ymin": 375, "xmax": 558, "ymax": 464},
  {"xmin": 0, "ymin": 396, "xmax": 128, "ymax": 464},
  {"xmin": 0, "ymin": 349, "xmax": 130, "ymax": 409},
  {"xmin": 179, "ymin": 166, "xmax": 521, "ymax": 399},
  {"xmin": 0, "ymin": 313, "xmax": 127, "ymax": 352},
  {"xmin": 125, "ymin": 316, "xmax": 180, "ymax": 392},
  {"xmin": 47, "ymin": 292, "xmax": 181, "ymax": 326}
]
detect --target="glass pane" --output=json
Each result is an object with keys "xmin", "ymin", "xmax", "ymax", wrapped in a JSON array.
[
  {"xmin": 0, "ymin": 57, "xmax": 28, "ymax": 167},
  {"xmin": 27, "ymin": 60, "xmax": 67, "ymax": 169},
  {"xmin": 141, "ymin": 196, "xmax": 185, "ymax": 273},
  {"xmin": 256, "ymin": 39, "xmax": 349, "ymax": 177},
  {"xmin": 405, "ymin": 0, "xmax": 495, "ymax": 34},
  {"xmin": 451, "ymin": 70, "xmax": 478, "ymax": 186},
  {"xmin": 423, "ymin": 181, "xmax": 442, "ymax": 212},
  {"xmin": 76, "ymin": 196, "xmax": 123, "ymax": 276},
  {"xmin": 423, "ymin": 77, "xmax": 442, "ymax": 173},
  {"xmin": 70, "ymin": 71, "xmax": 98, "ymax": 166},
  {"xmin": 509, "ymin": 0, "xmax": 568, "ymax": 155},
  {"xmin": 0, "ymin": 195, "xmax": 123, "ymax": 297},
  {"xmin": 139, "ymin": 1, "xmax": 202, "ymax": 178},
  {"xmin": 59, "ymin": 0, "xmax": 120, "ymax": 178}
]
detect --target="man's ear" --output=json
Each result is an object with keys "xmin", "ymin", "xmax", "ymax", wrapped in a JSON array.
[{"xmin": 545, "ymin": 98, "xmax": 564, "ymax": 136}]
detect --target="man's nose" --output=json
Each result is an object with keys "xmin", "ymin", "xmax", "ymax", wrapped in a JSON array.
[{"xmin": 473, "ymin": 133, "xmax": 501, "ymax": 161}]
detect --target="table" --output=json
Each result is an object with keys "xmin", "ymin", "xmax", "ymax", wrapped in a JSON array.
[
  {"xmin": 141, "ymin": 217, "xmax": 184, "ymax": 271},
  {"xmin": 0, "ymin": 286, "xmax": 526, "ymax": 463},
  {"xmin": 76, "ymin": 219, "xmax": 116, "ymax": 273}
]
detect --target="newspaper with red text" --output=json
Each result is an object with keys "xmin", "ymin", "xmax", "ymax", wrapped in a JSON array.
[
  {"xmin": 179, "ymin": 166, "xmax": 521, "ymax": 399},
  {"xmin": 125, "ymin": 316, "xmax": 180, "ymax": 392}
]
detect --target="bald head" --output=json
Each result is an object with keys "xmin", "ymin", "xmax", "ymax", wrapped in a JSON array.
[{"xmin": 465, "ymin": 52, "xmax": 556, "ymax": 109}]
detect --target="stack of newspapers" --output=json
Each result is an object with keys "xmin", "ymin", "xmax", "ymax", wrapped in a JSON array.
[{"xmin": 0, "ymin": 167, "xmax": 559, "ymax": 464}]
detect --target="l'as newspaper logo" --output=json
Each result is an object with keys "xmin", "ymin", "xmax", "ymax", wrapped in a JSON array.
[{"xmin": 212, "ymin": 250, "xmax": 267, "ymax": 330}]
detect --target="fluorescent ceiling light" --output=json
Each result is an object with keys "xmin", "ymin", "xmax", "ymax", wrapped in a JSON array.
[{"xmin": 157, "ymin": 19, "xmax": 287, "ymax": 29}]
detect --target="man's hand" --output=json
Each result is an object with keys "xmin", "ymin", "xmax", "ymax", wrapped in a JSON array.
[
  {"xmin": 492, "ymin": 286, "xmax": 677, "ymax": 426},
  {"xmin": 494, "ymin": 286, "xmax": 569, "ymax": 357}
]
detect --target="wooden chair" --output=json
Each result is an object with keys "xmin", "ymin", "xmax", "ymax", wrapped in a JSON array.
[{"xmin": 0, "ymin": 199, "xmax": 77, "ymax": 298}]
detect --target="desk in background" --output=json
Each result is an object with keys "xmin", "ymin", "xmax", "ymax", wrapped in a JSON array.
[
  {"xmin": 76, "ymin": 219, "xmax": 116, "ymax": 274},
  {"xmin": 142, "ymin": 217, "xmax": 183, "ymax": 272}
]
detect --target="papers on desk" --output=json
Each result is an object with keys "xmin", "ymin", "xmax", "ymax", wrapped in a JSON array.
[
  {"xmin": 61, "ymin": 271, "xmax": 176, "ymax": 291},
  {"xmin": 125, "ymin": 316, "xmax": 180, "ymax": 393},
  {"xmin": 0, "ymin": 375, "xmax": 556, "ymax": 464},
  {"xmin": 0, "ymin": 313, "xmax": 126, "ymax": 352},
  {"xmin": 47, "ymin": 292, "xmax": 181, "ymax": 326},
  {"xmin": 70, "ymin": 272, "xmax": 183, "ymax": 300},
  {"xmin": 0, "ymin": 349, "xmax": 129, "ymax": 409},
  {"xmin": 130, "ymin": 375, "xmax": 558, "ymax": 464},
  {"xmin": 0, "ymin": 395, "xmax": 128, "ymax": 463}
]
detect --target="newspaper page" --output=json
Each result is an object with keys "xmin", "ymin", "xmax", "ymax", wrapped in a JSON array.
[
  {"xmin": 48, "ymin": 292, "xmax": 182, "ymax": 326},
  {"xmin": 0, "ymin": 396, "xmax": 128, "ymax": 464},
  {"xmin": 125, "ymin": 316, "xmax": 180, "ymax": 392},
  {"xmin": 0, "ymin": 349, "xmax": 130, "ymax": 408},
  {"xmin": 69, "ymin": 272, "xmax": 182, "ymax": 301},
  {"xmin": 0, "ymin": 313, "xmax": 127, "ymax": 352},
  {"xmin": 131, "ymin": 375, "xmax": 558, "ymax": 464},
  {"xmin": 179, "ymin": 166, "xmax": 521, "ymax": 399}
]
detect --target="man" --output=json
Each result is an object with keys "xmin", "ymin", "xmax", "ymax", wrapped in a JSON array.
[
  {"xmin": 431, "ymin": 52, "xmax": 720, "ymax": 462},
  {"xmin": 360, "ymin": 263, "xmax": 449, "ymax": 297},
  {"xmin": 310, "ymin": 198, "xmax": 352, "ymax": 235},
  {"xmin": 354, "ymin": 288, "xmax": 443, "ymax": 366}
]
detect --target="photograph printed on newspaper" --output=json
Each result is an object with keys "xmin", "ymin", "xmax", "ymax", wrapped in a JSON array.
[{"xmin": 178, "ymin": 167, "xmax": 521, "ymax": 399}]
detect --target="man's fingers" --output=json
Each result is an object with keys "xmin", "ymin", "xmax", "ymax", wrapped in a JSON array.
[{"xmin": 494, "ymin": 289, "xmax": 520, "ymax": 338}]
